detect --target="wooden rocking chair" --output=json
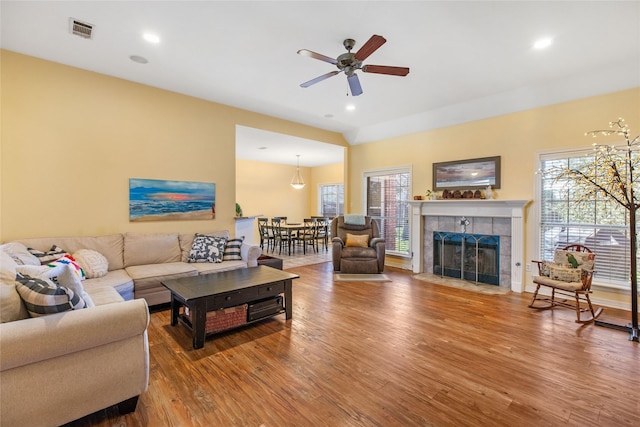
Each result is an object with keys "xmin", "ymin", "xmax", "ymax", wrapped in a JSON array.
[{"xmin": 529, "ymin": 244, "xmax": 603, "ymax": 323}]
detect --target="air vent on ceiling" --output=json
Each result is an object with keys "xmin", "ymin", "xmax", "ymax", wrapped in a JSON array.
[{"xmin": 69, "ymin": 18, "xmax": 94, "ymax": 39}]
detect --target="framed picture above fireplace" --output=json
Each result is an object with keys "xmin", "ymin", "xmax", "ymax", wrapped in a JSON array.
[{"xmin": 432, "ymin": 156, "xmax": 501, "ymax": 190}]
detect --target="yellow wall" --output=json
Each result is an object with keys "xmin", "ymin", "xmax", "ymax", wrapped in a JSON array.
[
  {"xmin": 235, "ymin": 159, "xmax": 344, "ymax": 242},
  {"xmin": 0, "ymin": 50, "xmax": 347, "ymax": 241}
]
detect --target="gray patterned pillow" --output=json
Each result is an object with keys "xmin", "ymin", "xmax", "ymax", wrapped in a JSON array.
[
  {"xmin": 27, "ymin": 245, "xmax": 67, "ymax": 264},
  {"xmin": 15, "ymin": 272, "xmax": 86, "ymax": 317},
  {"xmin": 188, "ymin": 234, "xmax": 227, "ymax": 263},
  {"xmin": 223, "ymin": 237, "xmax": 244, "ymax": 261}
]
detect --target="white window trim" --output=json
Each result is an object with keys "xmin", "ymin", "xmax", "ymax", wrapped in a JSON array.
[
  {"xmin": 535, "ymin": 147, "xmax": 633, "ymax": 291},
  {"xmin": 363, "ymin": 165, "xmax": 413, "ymax": 258},
  {"xmin": 317, "ymin": 182, "xmax": 344, "ymax": 217}
]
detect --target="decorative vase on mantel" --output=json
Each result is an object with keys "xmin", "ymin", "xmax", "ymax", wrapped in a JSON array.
[{"xmin": 484, "ymin": 186, "xmax": 493, "ymax": 200}]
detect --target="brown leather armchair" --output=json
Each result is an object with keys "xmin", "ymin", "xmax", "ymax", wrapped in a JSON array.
[{"xmin": 331, "ymin": 215, "xmax": 385, "ymax": 273}]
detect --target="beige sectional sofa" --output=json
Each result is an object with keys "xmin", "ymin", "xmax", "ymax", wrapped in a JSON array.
[
  {"xmin": 12, "ymin": 230, "xmax": 261, "ymax": 306},
  {"xmin": 0, "ymin": 230, "xmax": 260, "ymax": 426},
  {"xmin": 0, "ymin": 251, "xmax": 150, "ymax": 427}
]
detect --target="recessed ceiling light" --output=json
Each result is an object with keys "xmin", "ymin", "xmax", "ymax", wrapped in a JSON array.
[
  {"xmin": 143, "ymin": 33, "xmax": 160, "ymax": 44},
  {"xmin": 129, "ymin": 55, "xmax": 148, "ymax": 64},
  {"xmin": 324, "ymin": 114, "xmax": 334, "ymax": 119},
  {"xmin": 533, "ymin": 37, "xmax": 553, "ymax": 49},
  {"xmin": 346, "ymin": 104, "xmax": 356, "ymax": 111},
  {"xmin": 258, "ymin": 146, "xmax": 268, "ymax": 150}
]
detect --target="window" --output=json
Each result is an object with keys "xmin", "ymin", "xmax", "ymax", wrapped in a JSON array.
[
  {"xmin": 319, "ymin": 184, "xmax": 344, "ymax": 217},
  {"xmin": 538, "ymin": 149, "xmax": 634, "ymax": 288},
  {"xmin": 364, "ymin": 167, "xmax": 411, "ymax": 256}
]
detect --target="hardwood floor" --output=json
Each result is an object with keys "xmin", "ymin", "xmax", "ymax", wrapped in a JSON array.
[{"xmin": 68, "ymin": 263, "xmax": 640, "ymax": 426}]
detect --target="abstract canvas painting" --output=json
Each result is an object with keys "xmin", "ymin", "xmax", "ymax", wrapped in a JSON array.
[{"xmin": 129, "ymin": 178, "xmax": 216, "ymax": 222}]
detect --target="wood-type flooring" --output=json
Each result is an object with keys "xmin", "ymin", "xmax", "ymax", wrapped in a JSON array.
[{"xmin": 66, "ymin": 262, "xmax": 640, "ymax": 426}]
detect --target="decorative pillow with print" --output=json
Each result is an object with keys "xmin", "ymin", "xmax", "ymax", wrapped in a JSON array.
[
  {"xmin": 27, "ymin": 245, "xmax": 68, "ymax": 264},
  {"xmin": 539, "ymin": 261, "xmax": 557, "ymax": 277},
  {"xmin": 47, "ymin": 255, "xmax": 86, "ymax": 281},
  {"xmin": 549, "ymin": 264, "xmax": 582, "ymax": 283},
  {"xmin": 223, "ymin": 237, "xmax": 244, "ymax": 261},
  {"xmin": 553, "ymin": 250, "xmax": 596, "ymax": 270},
  {"xmin": 188, "ymin": 234, "xmax": 227, "ymax": 263},
  {"xmin": 15, "ymin": 272, "xmax": 86, "ymax": 317}
]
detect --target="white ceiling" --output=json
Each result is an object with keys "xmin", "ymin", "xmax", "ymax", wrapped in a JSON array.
[{"xmin": 2, "ymin": 1, "xmax": 639, "ymax": 167}]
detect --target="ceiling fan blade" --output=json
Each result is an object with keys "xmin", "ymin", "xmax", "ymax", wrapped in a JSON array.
[
  {"xmin": 297, "ymin": 49, "xmax": 338, "ymax": 65},
  {"xmin": 347, "ymin": 74, "xmax": 363, "ymax": 96},
  {"xmin": 354, "ymin": 35, "xmax": 386, "ymax": 61},
  {"xmin": 362, "ymin": 65, "xmax": 410, "ymax": 76},
  {"xmin": 300, "ymin": 71, "xmax": 340, "ymax": 88}
]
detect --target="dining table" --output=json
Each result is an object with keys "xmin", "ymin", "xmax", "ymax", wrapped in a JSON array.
[{"xmin": 263, "ymin": 219, "xmax": 330, "ymax": 255}]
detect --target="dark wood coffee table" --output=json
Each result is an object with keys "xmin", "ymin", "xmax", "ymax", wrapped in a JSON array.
[{"xmin": 162, "ymin": 266, "xmax": 299, "ymax": 349}]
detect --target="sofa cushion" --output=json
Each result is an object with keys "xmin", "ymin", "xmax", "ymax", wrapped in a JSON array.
[
  {"xmin": 15, "ymin": 273, "xmax": 86, "ymax": 317},
  {"xmin": 179, "ymin": 231, "xmax": 230, "ymax": 262},
  {"xmin": 86, "ymin": 286, "xmax": 125, "ymax": 305},
  {"xmin": 190, "ymin": 260, "xmax": 247, "ymax": 275},
  {"xmin": 125, "ymin": 262, "xmax": 198, "ymax": 292},
  {"xmin": 72, "ymin": 249, "xmax": 109, "ymax": 278},
  {"xmin": 124, "ymin": 232, "xmax": 181, "ymax": 267},
  {"xmin": 83, "ymin": 269, "xmax": 134, "ymax": 301},
  {"xmin": 223, "ymin": 237, "xmax": 244, "ymax": 261},
  {"xmin": 188, "ymin": 234, "xmax": 226, "ymax": 263},
  {"xmin": 0, "ymin": 251, "xmax": 29, "ymax": 322}
]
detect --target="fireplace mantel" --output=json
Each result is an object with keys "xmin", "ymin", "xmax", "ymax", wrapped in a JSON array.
[{"xmin": 409, "ymin": 199, "xmax": 531, "ymax": 292}]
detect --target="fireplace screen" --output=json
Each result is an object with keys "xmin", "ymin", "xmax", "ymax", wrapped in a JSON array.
[{"xmin": 433, "ymin": 232, "xmax": 500, "ymax": 285}]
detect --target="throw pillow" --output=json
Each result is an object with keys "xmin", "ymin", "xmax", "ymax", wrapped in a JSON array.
[
  {"xmin": 28, "ymin": 245, "xmax": 68, "ymax": 264},
  {"xmin": 15, "ymin": 272, "xmax": 86, "ymax": 317},
  {"xmin": 345, "ymin": 233, "xmax": 369, "ymax": 248},
  {"xmin": 16, "ymin": 264, "xmax": 94, "ymax": 308},
  {"xmin": 72, "ymin": 249, "xmax": 109, "ymax": 279},
  {"xmin": 549, "ymin": 265, "xmax": 582, "ymax": 283},
  {"xmin": 0, "ymin": 251, "xmax": 29, "ymax": 323},
  {"xmin": 223, "ymin": 237, "xmax": 244, "ymax": 261},
  {"xmin": 47, "ymin": 255, "xmax": 86, "ymax": 281},
  {"xmin": 553, "ymin": 250, "xmax": 596, "ymax": 270},
  {"xmin": 188, "ymin": 234, "xmax": 227, "ymax": 263},
  {"xmin": 539, "ymin": 261, "xmax": 556, "ymax": 277},
  {"xmin": 0, "ymin": 242, "xmax": 41, "ymax": 266}
]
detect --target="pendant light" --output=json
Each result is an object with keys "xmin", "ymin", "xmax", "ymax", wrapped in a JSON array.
[{"xmin": 290, "ymin": 155, "xmax": 305, "ymax": 189}]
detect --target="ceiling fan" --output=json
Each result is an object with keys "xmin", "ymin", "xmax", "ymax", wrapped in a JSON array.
[{"xmin": 297, "ymin": 34, "xmax": 410, "ymax": 97}]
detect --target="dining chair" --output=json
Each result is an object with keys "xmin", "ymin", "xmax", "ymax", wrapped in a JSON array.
[
  {"xmin": 315, "ymin": 217, "xmax": 330, "ymax": 252},
  {"xmin": 272, "ymin": 217, "xmax": 294, "ymax": 255},
  {"xmin": 257, "ymin": 217, "xmax": 274, "ymax": 252},
  {"xmin": 297, "ymin": 218, "xmax": 319, "ymax": 254}
]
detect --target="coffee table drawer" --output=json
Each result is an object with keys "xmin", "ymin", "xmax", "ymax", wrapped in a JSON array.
[
  {"xmin": 214, "ymin": 288, "xmax": 258, "ymax": 307},
  {"xmin": 257, "ymin": 282, "xmax": 285, "ymax": 298}
]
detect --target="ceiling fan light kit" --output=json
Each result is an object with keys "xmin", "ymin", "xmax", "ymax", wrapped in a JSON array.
[{"xmin": 298, "ymin": 34, "xmax": 410, "ymax": 97}]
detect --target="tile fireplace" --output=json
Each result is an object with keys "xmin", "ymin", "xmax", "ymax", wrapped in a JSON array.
[{"xmin": 409, "ymin": 200, "xmax": 530, "ymax": 292}]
